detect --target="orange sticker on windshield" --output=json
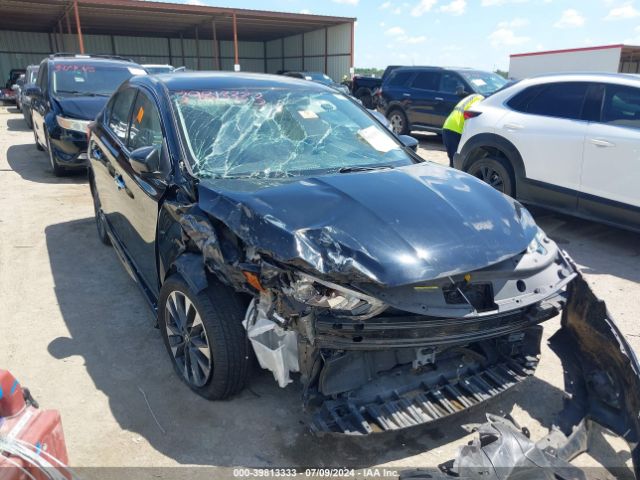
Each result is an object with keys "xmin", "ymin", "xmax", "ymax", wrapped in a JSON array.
[{"xmin": 136, "ymin": 106, "xmax": 144, "ymax": 123}]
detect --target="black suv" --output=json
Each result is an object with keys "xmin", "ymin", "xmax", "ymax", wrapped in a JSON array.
[
  {"xmin": 29, "ymin": 54, "xmax": 146, "ymax": 175},
  {"xmin": 376, "ymin": 67, "xmax": 507, "ymax": 135}
]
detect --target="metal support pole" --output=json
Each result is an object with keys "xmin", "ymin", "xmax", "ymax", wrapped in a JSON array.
[
  {"xmin": 324, "ymin": 27, "xmax": 328, "ymax": 74},
  {"xmin": 281, "ymin": 37, "xmax": 284, "ymax": 72},
  {"xmin": 167, "ymin": 37, "xmax": 172, "ymax": 65},
  {"xmin": 301, "ymin": 33, "xmax": 305, "ymax": 71},
  {"xmin": 180, "ymin": 33, "xmax": 185, "ymax": 67},
  {"xmin": 350, "ymin": 21, "xmax": 354, "ymax": 76},
  {"xmin": 195, "ymin": 25, "xmax": 200, "ymax": 70},
  {"xmin": 58, "ymin": 20, "xmax": 64, "ymax": 52},
  {"xmin": 65, "ymin": 10, "xmax": 71, "ymax": 35},
  {"xmin": 233, "ymin": 12, "xmax": 239, "ymax": 71},
  {"xmin": 212, "ymin": 19, "xmax": 220, "ymax": 70},
  {"xmin": 73, "ymin": 0, "xmax": 85, "ymax": 54}
]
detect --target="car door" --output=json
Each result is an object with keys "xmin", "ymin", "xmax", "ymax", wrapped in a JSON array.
[
  {"xmin": 580, "ymin": 82, "xmax": 640, "ymax": 229},
  {"xmin": 406, "ymin": 71, "xmax": 442, "ymax": 128},
  {"xmin": 498, "ymin": 82, "xmax": 591, "ymax": 210},
  {"xmin": 91, "ymin": 87, "xmax": 138, "ymax": 242},
  {"xmin": 113, "ymin": 87, "xmax": 169, "ymax": 297},
  {"xmin": 435, "ymin": 71, "xmax": 468, "ymax": 128},
  {"xmin": 31, "ymin": 62, "xmax": 48, "ymax": 143}
]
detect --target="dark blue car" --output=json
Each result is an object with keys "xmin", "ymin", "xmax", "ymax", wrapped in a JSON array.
[
  {"xmin": 30, "ymin": 54, "xmax": 146, "ymax": 176},
  {"xmin": 86, "ymin": 72, "xmax": 579, "ymax": 435},
  {"xmin": 376, "ymin": 66, "xmax": 507, "ymax": 135}
]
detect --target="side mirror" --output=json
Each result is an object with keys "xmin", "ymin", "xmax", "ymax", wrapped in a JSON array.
[
  {"xmin": 398, "ymin": 134, "xmax": 419, "ymax": 152},
  {"xmin": 24, "ymin": 86, "xmax": 41, "ymax": 97},
  {"xmin": 129, "ymin": 146, "xmax": 160, "ymax": 175},
  {"xmin": 456, "ymin": 86, "xmax": 468, "ymax": 98}
]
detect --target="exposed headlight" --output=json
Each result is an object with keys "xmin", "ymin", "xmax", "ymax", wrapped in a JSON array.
[
  {"xmin": 286, "ymin": 273, "xmax": 387, "ymax": 320},
  {"xmin": 527, "ymin": 229, "xmax": 548, "ymax": 256},
  {"xmin": 56, "ymin": 115, "xmax": 91, "ymax": 133}
]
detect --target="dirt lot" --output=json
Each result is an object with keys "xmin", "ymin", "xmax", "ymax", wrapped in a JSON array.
[{"xmin": 1, "ymin": 105, "xmax": 638, "ymax": 476}]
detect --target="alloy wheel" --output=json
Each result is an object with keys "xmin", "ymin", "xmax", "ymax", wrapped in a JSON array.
[
  {"xmin": 389, "ymin": 113, "xmax": 404, "ymax": 134},
  {"xmin": 475, "ymin": 166, "xmax": 505, "ymax": 192},
  {"xmin": 164, "ymin": 291, "xmax": 212, "ymax": 387}
]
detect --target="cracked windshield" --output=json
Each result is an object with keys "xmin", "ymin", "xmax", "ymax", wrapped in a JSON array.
[{"xmin": 171, "ymin": 89, "xmax": 413, "ymax": 179}]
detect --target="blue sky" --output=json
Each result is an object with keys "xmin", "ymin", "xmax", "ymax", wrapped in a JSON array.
[{"xmin": 166, "ymin": 0, "xmax": 640, "ymax": 71}]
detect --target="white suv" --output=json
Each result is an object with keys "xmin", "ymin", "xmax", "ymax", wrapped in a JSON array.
[{"xmin": 454, "ymin": 73, "xmax": 640, "ymax": 233}]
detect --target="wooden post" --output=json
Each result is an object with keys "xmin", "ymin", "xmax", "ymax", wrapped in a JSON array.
[
  {"xmin": 195, "ymin": 25, "xmax": 200, "ymax": 70},
  {"xmin": 212, "ymin": 19, "xmax": 220, "ymax": 70},
  {"xmin": 232, "ymin": 12, "xmax": 239, "ymax": 70},
  {"xmin": 73, "ymin": 0, "xmax": 85, "ymax": 54}
]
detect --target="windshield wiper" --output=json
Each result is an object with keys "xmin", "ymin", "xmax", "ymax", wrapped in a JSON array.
[{"xmin": 337, "ymin": 165, "xmax": 394, "ymax": 174}]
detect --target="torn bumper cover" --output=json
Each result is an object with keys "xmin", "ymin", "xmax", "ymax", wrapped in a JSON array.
[{"xmin": 400, "ymin": 272, "xmax": 640, "ymax": 479}]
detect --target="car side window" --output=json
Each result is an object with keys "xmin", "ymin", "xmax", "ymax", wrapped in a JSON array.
[
  {"xmin": 36, "ymin": 63, "xmax": 47, "ymax": 90},
  {"xmin": 387, "ymin": 71, "xmax": 412, "ymax": 87},
  {"xmin": 128, "ymin": 91, "xmax": 163, "ymax": 151},
  {"xmin": 108, "ymin": 88, "xmax": 137, "ymax": 143},
  {"xmin": 411, "ymin": 72, "xmax": 440, "ymax": 91},
  {"xmin": 440, "ymin": 73, "xmax": 465, "ymax": 94},
  {"xmin": 602, "ymin": 84, "xmax": 640, "ymax": 130},
  {"xmin": 511, "ymin": 82, "xmax": 589, "ymax": 120}
]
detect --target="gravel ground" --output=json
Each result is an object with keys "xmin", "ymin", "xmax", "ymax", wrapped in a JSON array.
[{"xmin": 0, "ymin": 105, "xmax": 638, "ymax": 477}]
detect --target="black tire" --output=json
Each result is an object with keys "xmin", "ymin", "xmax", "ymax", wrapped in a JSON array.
[
  {"xmin": 467, "ymin": 156, "xmax": 515, "ymax": 197},
  {"xmin": 91, "ymin": 182, "xmax": 111, "ymax": 246},
  {"xmin": 45, "ymin": 129, "xmax": 65, "ymax": 176},
  {"xmin": 159, "ymin": 274, "xmax": 250, "ymax": 400},
  {"xmin": 24, "ymin": 110, "xmax": 33, "ymax": 130},
  {"xmin": 355, "ymin": 87, "xmax": 373, "ymax": 109},
  {"xmin": 34, "ymin": 126, "xmax": 44, "ymax": 151},
  {"xmin": 387, "ymin": 108, "xmax": 409, "ymax": 135}
]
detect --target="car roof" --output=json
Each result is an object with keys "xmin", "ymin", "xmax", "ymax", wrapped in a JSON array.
[
  {"xmin": 131, "ymin": 71, "xmax": 333, "ymax": 93},
  {"xmin": 516, "ymin": 72, "xmax": 640, "ymax": 87},
  {"xmin": 47, "ymin": 55, "xmax": 140, "ymax": 68}
]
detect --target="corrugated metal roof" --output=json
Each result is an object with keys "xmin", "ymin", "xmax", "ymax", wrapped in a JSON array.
[{"xmin": 0, "ymin": 0, "xmax": 355, "ymax": 41}]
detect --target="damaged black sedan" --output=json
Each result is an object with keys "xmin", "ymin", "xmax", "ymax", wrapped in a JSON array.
[{"xmin": 87, "ymin": 72, "xmax": 577, "ymax": 435}]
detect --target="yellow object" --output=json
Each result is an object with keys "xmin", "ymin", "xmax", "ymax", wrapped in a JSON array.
[
  {"xmin": 442, "ymin": 94, "xmax": 484, "ymax": 134},
  {"xmin": 464, "ymin": 274, "xmax": 472, "ymax": 283}
]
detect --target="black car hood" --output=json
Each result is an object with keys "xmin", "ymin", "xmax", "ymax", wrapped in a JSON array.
[
  {"xmin": 55, "ymin": 95, "xmax": 108, "ymax": 120},
  {"xmin": 198, "ymin": 162, "xmax": 538, "ymax": 287}
]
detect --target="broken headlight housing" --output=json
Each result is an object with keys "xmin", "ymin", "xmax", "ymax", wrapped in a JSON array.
[
  {"xmin": 526, "ymin": 229, "xmax": 548, "ymax": 256},
  {"xmin": 287, "ymin": 273, "xmax": 387, "ymax": 320}
]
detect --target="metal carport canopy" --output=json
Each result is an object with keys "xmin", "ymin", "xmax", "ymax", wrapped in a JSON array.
[{"xmin": 0, "ymin": 0, "xmax": 354, "ymax": 41}]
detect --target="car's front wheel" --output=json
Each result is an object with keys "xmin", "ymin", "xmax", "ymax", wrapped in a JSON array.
[
  {"xmin": 33, "ymin": 125, "xmax": 44, "ymax": 151},
  {"xmin": 91, "ymin": 183, "xmax": 110, "ymax": 246},
  {"xmin": 467, "ymin": 156, "xmax": 514, "ymax": 197},
  {"xmin": 388, "ymin": 108, "xmax": 409, "ymax": 135},
  {"xmin": 45, "ymin": 129, "xmax": 64, "ymax": 176},
  {"xmin": 159, "ymin": 274, "xmax": 250, "ymax": 400}
]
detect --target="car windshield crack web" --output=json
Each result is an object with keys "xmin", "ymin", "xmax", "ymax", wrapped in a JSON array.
[{"xmin": 171, "ymin": 89, "xmax": 403, "ymax": 179}]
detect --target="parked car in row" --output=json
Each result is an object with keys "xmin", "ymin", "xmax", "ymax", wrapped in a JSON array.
[
  {"xmin": 142, "ymin": 64, "xmax": 176, "ymax": 74},
  {"xmin": 13, "ymin": 73, "xmax": 25, "ymax": 110},
  {"xmin": 20, "ymin": 65, "xmax": 39, "ymax": 129},
  {"xmin": 455, "ymin": 73, "xmax": 640, "ymax": 233},
  {"xmin": 0, "ymin": 68, "xmax": 26, "ymax": 105},
  {"xmin": 29, "ymin": 53, "xmax": 146, "ymax": 176},
  {"xmin": 282, "ymin": 70, "xmax": 350, "ymax": 94},
  {"xmin": 377, "ymin": 66, "xmax": 508, "ymax": 135},
  {"xmin": 349, "ymin": 65, "xmax": 401, "ymax": 108},
  {"xmin": 87, "ymin": 72, "xmax": 577, "ymax": 435}
]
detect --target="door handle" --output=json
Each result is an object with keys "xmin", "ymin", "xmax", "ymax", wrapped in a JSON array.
[
  {"xmin": 402, "ymin": 93, "xmax": 411, "ymax": 97},
  {"xmin": 504, "ymin": 123, "xmax": 524, "ymax": 131},
  {"xmin": 435, "ymin": 97, "xmax": 444, "ymax": 101},
  {"xmin": 590, "ymin": 138, "xmax": 615, "ymax": 148},
  {"xmin": 114, "ymin": 175, "xmax": 125, "ymax": 190}
]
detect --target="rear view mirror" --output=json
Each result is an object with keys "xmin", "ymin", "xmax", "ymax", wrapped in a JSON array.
[
  {"xmin": 129, "ymin": 146, "xmax": 160, "ymax": 175},
  {"xmin": 398, "ymin": 134, "xmax": 419, "ymax": 152},
  {"xmin": 24, "ymin": 86, "xmax": 41, "ymax": 96}
]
